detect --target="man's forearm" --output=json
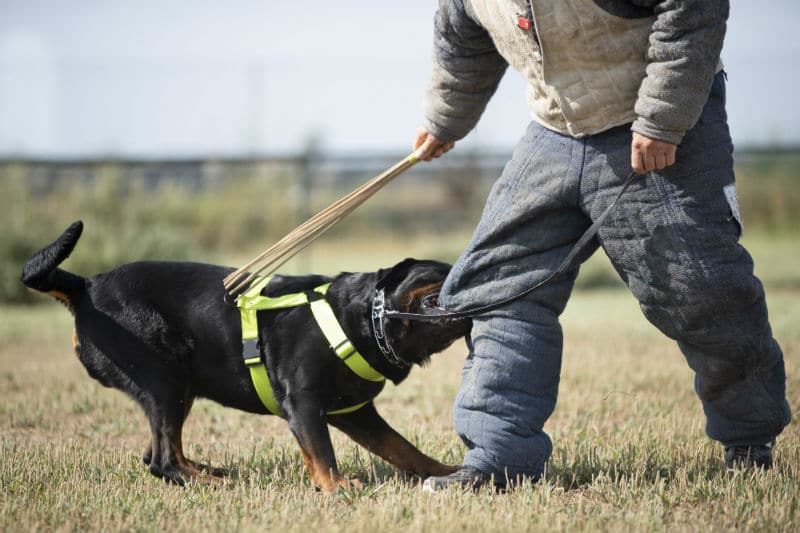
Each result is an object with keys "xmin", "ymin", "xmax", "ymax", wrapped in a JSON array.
[
  {"xmin": 423, "ymin": 0, "xmax": 508, "ymax": 143},
  {"xmin": 632, "ymin": 0, "xmax": 729, "ymax": 145}
]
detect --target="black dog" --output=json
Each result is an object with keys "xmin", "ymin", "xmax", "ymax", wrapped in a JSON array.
[{"xmin": 21, "ymin": 221, "xmax": 470, "ymax": 492}]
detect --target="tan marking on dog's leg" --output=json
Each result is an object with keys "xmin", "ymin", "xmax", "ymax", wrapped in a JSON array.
[
  {"xmin": 171, "ymin": 398, "xmax": 224, "ymax": 481},
  {"xmin": 297, "ymin": 446, "xmax": 317, "ymax": 481},
  {"xmin": 375, "ymin": 432, "xmax": 457, "ymax": 477},
  {"xmin": 330, "ymin": 405, "xmax": 457, "ymax": 478},
  {"xmin": 168, "ymin": 425, "xmax": 223, "ymax": 484},
  {"xmin": 291, "ymin": 436, "xmax": 357, "ymax": 493}
]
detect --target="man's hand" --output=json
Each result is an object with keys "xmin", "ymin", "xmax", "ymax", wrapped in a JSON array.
[
  {"xmin": 413, "ymin": 127, "xmax": 455, "ymax": 161},
  {"xmin": 631, "ymin": 132, "xmax": 677, "ymax": 174}
]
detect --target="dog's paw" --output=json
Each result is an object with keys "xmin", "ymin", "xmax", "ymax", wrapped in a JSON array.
[
  {"xmin": 159, "ymin": 465, "xmax": 188, "ymax": 487},
  {"xmin": 340, "ymin": 477, "xmax": 363, "ymax": 490},
  {"xmin": 435, "ymin": 464, "xmax": 461, "ymax": 476},
  {"xmin": 315, "ymin": 476, "xmax": 363, "ymax": 494},
  {"xmin": 403, "ymin": 463, "xmax": 460, "ymax": 480},
  {"xmin": 186, "ymin": 459, "xmax": 229, "ymax": 478}
]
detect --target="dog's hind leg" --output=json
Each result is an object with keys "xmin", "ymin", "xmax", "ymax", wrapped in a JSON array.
[
  {"xmin": 169, "ymin": 397, "xmax": 229, "ymax": 479},
  {"xmin": 143, "ymin": 391, "xmax": 224, "ymax": 486},
  {"xmin": 142, "ymin": 441, "xmax": 153, "ymax": 466},
  {"xmin": 142, "ymin": 396, "xmax": 170, "ymax": 468},
  {"xmin": 328, "ymin": 402, "xmax": 458, "ymax": 479},
  {"xmin": 169, "ymin": 398, "xmax": 229, "ymax": 480},
  {"xmin": 141, "ymin": 398, "xmax": 175, "ymax": 469}
]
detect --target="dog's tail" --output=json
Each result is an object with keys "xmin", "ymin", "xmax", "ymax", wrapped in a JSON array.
[{"xmin": 21, "ymin": 221, "xmax": 86, "ymax": 309}]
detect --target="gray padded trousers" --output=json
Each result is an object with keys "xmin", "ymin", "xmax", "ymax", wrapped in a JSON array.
[{"xmin": 438, "ymin": 72, "xmax": 791, "ymax": 481}]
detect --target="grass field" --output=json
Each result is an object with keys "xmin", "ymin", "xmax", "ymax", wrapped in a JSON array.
[{"xmin": 1, "ymin": 241, "xmax": 799, "ymax": 532}]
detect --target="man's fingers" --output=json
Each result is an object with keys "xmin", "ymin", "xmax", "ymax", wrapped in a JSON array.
[
  {"xmin": 435, "ymin": 143, "xmax": 454, "ymax": 158},
  {"xmin": 413, "ymin": 127, "xmax": 457, "ymax": 161},
  {"xmin": 631, "ymin": 132, "xmax": 678, "ymax": 174},
  {"xmin": 645, "ymin": 154, "xmax": 657, "ymax": 173},
  {"xmin": 413, "ymin": 128, "xmax": 428, "ymax": 150},
  {"xmin": 631, "ymin": 149, "xmax": 645, "ymax": 174},
  {"xmin": 416, "ymin": 137, "xmax": 437, "ymax": 161},
  {"xmin": 436, "ymin": 143, "xmax": 454, "ymax": 158}
]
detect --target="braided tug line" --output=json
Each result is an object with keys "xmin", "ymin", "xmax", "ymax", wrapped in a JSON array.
[{"xmin": 223, "ymin": 153, "xmax": 420, "ymax": 298}]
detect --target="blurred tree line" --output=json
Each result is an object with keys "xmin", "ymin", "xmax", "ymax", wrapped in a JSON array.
[{"xmin": 1, "ymin": 149, "xmax": 798, "ymax": 303}]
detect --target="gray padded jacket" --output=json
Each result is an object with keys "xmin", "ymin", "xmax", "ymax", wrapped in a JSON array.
[{"xmin": 422, "ymin": 0, "xmax": 728, "ymax": 145}]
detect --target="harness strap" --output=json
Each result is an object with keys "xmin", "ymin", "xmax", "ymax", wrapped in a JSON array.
[
  {"xmin": 239, "ymin": 279, "xmax": 310, "ymax": 311},
  {"xmin": 237, "ymin": 277, "xmax": 382, "ymax": 418},
  {"xmin": 243, "ymin": 347, "xmax": 283, "ymax": 416},
  {"xmin": 311, "ymin": 284, "xmax": 385, "ymax": 382}
]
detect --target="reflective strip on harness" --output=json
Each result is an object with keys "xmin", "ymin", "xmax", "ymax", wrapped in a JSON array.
[
  {"xmin": 243, "ymin": 344, "xmax": 283, "ymax": 417},
  {"xmin": 240, "ymin": 298, "xmax": 283, "ymax": 416},
  {"xmin": 327, "ymin": 400, "xmax": 371, "ymax": 415},
  {"xmin": 239, "ymin": 277, "xmax": 310, "ymax": 312},
  {"xmin": 311, "ymin": 284, "xmax": 384, "ymax": 382},
  {"xmin": 237, "ymin": 276, "xmax": 383, "ymax": 418}
]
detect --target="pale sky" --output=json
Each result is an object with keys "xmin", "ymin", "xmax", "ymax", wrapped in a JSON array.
[{"xmin": 1, "ymin": 1, "xmax": 798, "ymax": 157}]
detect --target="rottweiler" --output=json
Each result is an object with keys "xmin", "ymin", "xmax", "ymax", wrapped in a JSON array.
[{"xmin": 21, "ymin": 221, "xmax": 470, "ymax": 492}]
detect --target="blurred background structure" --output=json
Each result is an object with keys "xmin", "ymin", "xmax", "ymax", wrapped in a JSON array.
[{"xmin": 1, "ymin": 1, "xmax": 799, "ymax": 302}]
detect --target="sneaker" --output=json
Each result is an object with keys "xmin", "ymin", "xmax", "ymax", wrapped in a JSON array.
[
  {"xmin": 725, "ymin": 440, "xmax": 774, "ymax": 470},
  {"xmin": 422, "ymin": 466, "xmax": 500, "ymax": 492}
]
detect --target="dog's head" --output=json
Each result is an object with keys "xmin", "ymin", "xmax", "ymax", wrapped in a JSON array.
[{"xmin": 374, "ymin": 258, "xmax": 471, "ymax": 368}]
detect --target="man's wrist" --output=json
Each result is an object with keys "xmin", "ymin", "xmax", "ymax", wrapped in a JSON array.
[
  {"xmin": 421, "ymin": 118, "xmax": 461, "ymax": 145},
  {"xmin": 631, "ymin": 119, "xmax": 685, "ymax": 146}
]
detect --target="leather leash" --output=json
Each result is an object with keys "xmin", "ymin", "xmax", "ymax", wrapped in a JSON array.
[{"xmin": 380, "ymin": 171, "xmax": 638, "ymax": 323}]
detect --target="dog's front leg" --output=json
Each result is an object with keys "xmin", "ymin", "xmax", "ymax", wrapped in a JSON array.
[
  {"xmin": 328, "ymin": 402, "xmax": 458, "ymax": 478},
  {"xmin": 284, "ymin": 397, "xmax": 360, "ymax": 493}
]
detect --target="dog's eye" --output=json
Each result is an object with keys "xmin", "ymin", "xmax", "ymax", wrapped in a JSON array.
[{"xmin": 422, "ymin": 293, "xmax": 440, "ymax": 309}]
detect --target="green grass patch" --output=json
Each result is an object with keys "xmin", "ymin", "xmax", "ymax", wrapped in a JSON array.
[{"xmin": 1, "ymin": 289, "xmax": 798, "ymax": 532}]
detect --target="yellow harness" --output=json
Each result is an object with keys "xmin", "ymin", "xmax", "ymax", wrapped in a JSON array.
[{"xmin": 237, "ymin": 276, "xmax": 385, "ymax": 417}]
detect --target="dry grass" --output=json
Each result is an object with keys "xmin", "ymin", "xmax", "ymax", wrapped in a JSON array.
[{"xmin": 1, "ymin": 286, "xmax": 798, "ymax": 533}]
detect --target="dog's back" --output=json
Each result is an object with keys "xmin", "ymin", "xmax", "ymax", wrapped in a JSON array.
[
  {"xmin": 20, "ymin": 223, "xmax": 322, "ymax": 412},
  {"xmin": 22, "ymin": 223, "xmax": 240, "ymax": 402}
]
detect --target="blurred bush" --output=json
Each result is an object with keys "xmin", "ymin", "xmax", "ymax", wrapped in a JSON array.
[
  {"xmin": 1, "ymin": 172, "xmax": 198, "ymax": 303},
  {"xmin": 1, "ymin": 149, "xmax": 798, "ymax": 304},
  {"xmin": 735, "ymin": 151, "xmax": 800, "ymax": 234}
]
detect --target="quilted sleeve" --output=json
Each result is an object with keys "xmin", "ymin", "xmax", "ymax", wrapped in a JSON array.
[
  {"xmin": 422, "ymin": 0, "xmax": 509, "ymax": 143},
  {"xmin": 632, "ymin": 0, "xmax": 729, "ymax": 145}
]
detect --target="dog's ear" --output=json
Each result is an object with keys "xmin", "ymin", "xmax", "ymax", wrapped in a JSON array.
[{"xmin": 375, "ymin": 258, "xmax": 419, "ymax": 292}]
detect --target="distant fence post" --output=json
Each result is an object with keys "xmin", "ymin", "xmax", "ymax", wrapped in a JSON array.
[{"xmin": 295, "ymin": 137, "xmax": 321, "ymax": 273}]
